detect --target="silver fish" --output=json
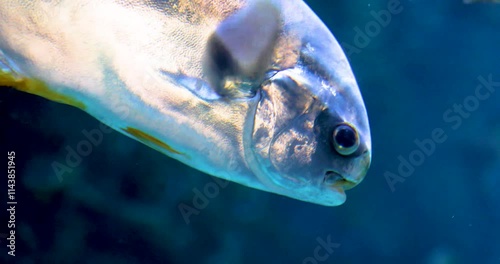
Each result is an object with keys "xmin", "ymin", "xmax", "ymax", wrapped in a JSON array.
[{"xmin": 0, "ymin": 0, "xmax": 371, "ymax": 206}]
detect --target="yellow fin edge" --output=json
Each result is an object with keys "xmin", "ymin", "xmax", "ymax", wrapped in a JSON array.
[
  {"xmin": 0, "ymin": 71, "xmax": 86, "ymax": 110},
  {"xmin": 123, "ymin": 127, "xmax": 188, "ymax": 158}
]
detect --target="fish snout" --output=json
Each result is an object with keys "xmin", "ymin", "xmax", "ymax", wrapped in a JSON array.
[{"xmin": 323, "ymin": 149, "xmax": 371, "ymax": 191}]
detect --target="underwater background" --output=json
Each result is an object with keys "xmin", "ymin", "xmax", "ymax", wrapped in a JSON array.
[{"xmin": 1, "ymin": 0, "xmax": 499, "ymax": 263}]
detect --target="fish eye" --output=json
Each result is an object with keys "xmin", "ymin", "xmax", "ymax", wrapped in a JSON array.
[{"xmin": 332, "ymin": 124, "xmax": 359, "ymax": 156}]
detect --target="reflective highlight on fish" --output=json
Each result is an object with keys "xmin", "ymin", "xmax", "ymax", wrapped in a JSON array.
[{"xmin": 0, "ymin": 0, "xmax": 371, "ymax": 206}]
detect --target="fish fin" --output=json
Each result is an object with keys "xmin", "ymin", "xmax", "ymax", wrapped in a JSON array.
[
  {"xmin": 0, "ymin": 52, "xmax": 85, "ymax": 109},
  {"xmin": 159, "ymin": 70, "xmax": 220, "ymax": 101},
  {"xmin": 123, "ymin": 127, "xmax": 189, "ymax": 158},
  {"xmin": 0, "ymin": 71, "xmax": 86, "ymax": 110},
  {"xmin": 204, "ymin": 0, "xmax": 281, "ymax": 98}
]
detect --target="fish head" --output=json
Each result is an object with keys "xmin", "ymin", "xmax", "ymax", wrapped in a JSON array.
[
  {"xmin": 244, "ymin": 1, "xmax": 372, "ymax": 206},
  {"xmin": 250, "ymin": 68, "xmax": 371, "ymax": 206}
]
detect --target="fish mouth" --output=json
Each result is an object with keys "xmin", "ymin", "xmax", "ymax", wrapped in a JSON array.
[{"xmin": 323, "ymin": 171, "xmax": 358, "ymax": 190}]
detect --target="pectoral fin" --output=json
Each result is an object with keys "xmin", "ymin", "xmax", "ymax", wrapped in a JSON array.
[{"xmin": 204, "ymin": 0, "xmax": 282, "ymax": 98}]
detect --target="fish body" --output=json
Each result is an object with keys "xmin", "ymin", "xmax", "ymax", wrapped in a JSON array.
[{"xmin": 0, "ymin": 0, "xmax": 371, "ymax": 206}]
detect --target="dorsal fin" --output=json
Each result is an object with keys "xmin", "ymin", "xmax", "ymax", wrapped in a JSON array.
[{"xmin": 204, "ymin": 0, "xmax": 282, "ymax": 98}]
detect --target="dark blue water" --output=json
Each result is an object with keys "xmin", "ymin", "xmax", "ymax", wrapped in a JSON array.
[{"xmin": 1, "ymin": 0, "xmax": 499, "ymax": 263}]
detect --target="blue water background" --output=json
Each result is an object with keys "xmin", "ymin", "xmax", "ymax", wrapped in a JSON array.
[{"xmin": 0, "ymin": 0, "xmax": 499, "ymax": 263}]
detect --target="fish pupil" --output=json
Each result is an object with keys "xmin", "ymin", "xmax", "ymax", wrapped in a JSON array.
[{"xmin": 335, "ymin": 126, "xmax": 356, "ymax": 148}]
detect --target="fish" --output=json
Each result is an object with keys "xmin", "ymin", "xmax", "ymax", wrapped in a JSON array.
[{"xmin": 0, "ymin": 0, "xmax": 371, "ymax": 206}]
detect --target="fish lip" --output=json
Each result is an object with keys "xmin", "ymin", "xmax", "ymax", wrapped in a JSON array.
[{"xmin": 323, "ymin": 170, "xmax": 358, "ymax": 190}]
